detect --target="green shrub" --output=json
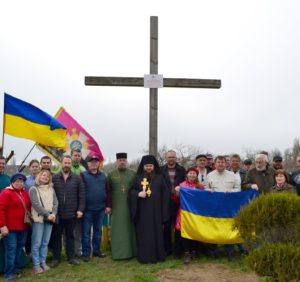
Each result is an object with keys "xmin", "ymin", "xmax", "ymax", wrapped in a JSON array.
[
  {"xmin": 248, "ymin": 243, "xmax": 300, "ymax": 282},
  {"xmin": 234, "ymin": 193, "xmax": 300, "ymax": 250}
]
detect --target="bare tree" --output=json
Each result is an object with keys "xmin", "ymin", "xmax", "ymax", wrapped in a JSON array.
[
  {"xmin": 283, "ymin": 148, "xmax": 293, "ymax": 172},
  {"xmin": 142, "ymin": 143, "xmax": 202, "ymax": 168},
  {"xmin": 242, "ymin": 147, "xmax": 257, "ymax": 162},
  {"xmin": 269, "ymin": 148, "xmax": 282, "ymax": 163},
  {"xmin": 292, "ymin": 138, "xmax": 300, "ymax": 163},
  {"xmin": 173, "ymin": 143, "xmax": 202, "ymax": 168}
]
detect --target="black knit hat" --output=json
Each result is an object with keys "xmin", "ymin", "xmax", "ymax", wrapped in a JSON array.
[{"xmin": 10, "ymin": 173, "xmax": 26, "ymax": 184}]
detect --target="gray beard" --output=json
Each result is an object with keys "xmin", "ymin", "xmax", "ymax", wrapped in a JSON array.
[{"xmin": 256, "ymin": 166, "xmax": 266, "ymax": 172}]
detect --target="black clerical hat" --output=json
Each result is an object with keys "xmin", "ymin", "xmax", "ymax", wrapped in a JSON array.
[
  {"xmin": 137, "ymin": 155, "xmax": 160, "ymax": 174},
  {"xmin": 141, "ymin": 155, "xmax": 156, "ymax": 165},
  {"xmin": 116, "ymin": 152, "xmax": 127, "ymax": 159}
]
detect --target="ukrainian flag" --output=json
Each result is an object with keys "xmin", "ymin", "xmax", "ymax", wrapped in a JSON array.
[
  {"xmin": 4, "ymin": 93, "xmax": 66, "ymax": 148},
  {"xmin": 180, "ymin": 188, "xmax": 258, "ymax": 244}
]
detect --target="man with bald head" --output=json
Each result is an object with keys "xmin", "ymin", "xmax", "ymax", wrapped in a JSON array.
[{"xmin": 161, "ymin": 150, "xmax": 186, "ymax": 257}]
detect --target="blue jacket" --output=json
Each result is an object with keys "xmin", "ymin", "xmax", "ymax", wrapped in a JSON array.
[
  {"xmin": 82, "ymin": 170, "xmax": 107, "ymax": 211},
  {"xmin": 289, "ymin": 169, "xmax": 300, "ymax": 196}
]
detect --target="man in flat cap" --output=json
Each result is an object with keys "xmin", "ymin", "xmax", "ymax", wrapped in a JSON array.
[
  {"xmin": 108, "ymin": 153, "xmax": 136, "ymax": 260},
  {"xmin": 206, "ymin": 154, "xmax": 214, "ymax": 171},
  {"xmin": 272, "ymin": 155, "xmax": 283, "ymax": 170}
]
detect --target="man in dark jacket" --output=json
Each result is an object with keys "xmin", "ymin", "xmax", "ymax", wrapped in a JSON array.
[
  {"xmin": 160, "ymin": 150, "xmax": 185, "ymax": 257},
  {"xmin": 242, "ymin": 153, "xmax": 275, "ymax": 193},
  {"xmin": 51, "ymin": 155, "xmax": 85, "ymax": 267}
]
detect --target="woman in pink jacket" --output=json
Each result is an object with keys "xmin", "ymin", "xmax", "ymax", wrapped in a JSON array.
[{"xmin": 174, "ymin": 167, "xmax": 204, "ymax": 264}]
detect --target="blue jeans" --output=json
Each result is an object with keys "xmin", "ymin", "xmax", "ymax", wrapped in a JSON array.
[
  {"xmin": 224, "ymin": 244, "xmax": 246, "ymax": 254},
  {"xmin": 3, "ymin": 230, "xmax": 28, "ymax": 279},
  {"xmin": 31, "ymin": 222, "xmax": 53, "ymax": 266},
  {"xmin": 224, "ymin": 244, "xmax": 234, "ymax": 254},
  {"xmin": 81, "ymin": 210, "xmax": 105, "ymax": 257}
]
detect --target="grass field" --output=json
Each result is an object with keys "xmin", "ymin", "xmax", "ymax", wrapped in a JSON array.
[{"xmin": 12, "ymin": 251, "xmax": 254, "ymax": 282}]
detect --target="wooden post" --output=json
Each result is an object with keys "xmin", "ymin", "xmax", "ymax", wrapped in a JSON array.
[{"xmin": 149, "ymin": 16, "xmax": 158, "ymax": 157}]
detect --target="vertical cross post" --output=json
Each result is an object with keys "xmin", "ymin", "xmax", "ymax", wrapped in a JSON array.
[
  {"xmin": 149, "ymin": 16, "xmax": 158, "ymax": 157},
  {"xmin": 84, "ymin": 16, "xmax": 221, "ymax": 159}
]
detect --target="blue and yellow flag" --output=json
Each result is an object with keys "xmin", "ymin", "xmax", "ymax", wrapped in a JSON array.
[
  {"xmin": 180, "ymin": 188, "xmax": 258, "ymax": 244},
  {"xmin": 4, "ymin": 93, "xmax": 66, "ymax": 148}
]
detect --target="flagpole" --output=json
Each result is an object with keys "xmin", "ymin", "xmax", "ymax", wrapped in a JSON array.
[
  {"xmin": 1, "ymin": 93, "xmax": 5, "ymax": 156},
  {"xmin": 1, "ymin": 123, "xmax": 4, "ymax": 156},
  {"xmin": 18, "ymin": 144, "xmax": 36, "ymax": 171}
]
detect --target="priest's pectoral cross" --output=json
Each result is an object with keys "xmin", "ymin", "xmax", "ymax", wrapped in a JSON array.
[
  {"xmin": 120, "ymin": 185, "xmax": 126, "ymax": 193},
  {"xmin": 146, "ymin": 188, "xmax": 152, "ymax": 197},
  {"xmin": 141, "ymin": 178, "xmax": 152, "ymax": 197},
  {"xmin": 141, "ymin": 178, "xmax": 149, "ymax": 192}
]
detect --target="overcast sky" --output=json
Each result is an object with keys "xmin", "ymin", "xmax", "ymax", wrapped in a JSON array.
[{"xmin": 1, "ymin": 0, "xmax": 299, "ymax": 163}]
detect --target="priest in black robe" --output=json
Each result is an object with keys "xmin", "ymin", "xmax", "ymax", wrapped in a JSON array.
[{"xmin": 128, "ymin": 155, "xmax": 170, "ymax": 263}]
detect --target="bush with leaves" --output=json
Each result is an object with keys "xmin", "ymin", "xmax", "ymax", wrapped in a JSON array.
[
  {"xmin": 234, "ymin": 193, "xmax": 300, "ymax": 281},
  {"xmin": 248, "ymin": 243, "xmax": 300, "ymax": 282},
  {"xmin": 234, "ymin": 193, "xmax": 300, "ymax": 250}
]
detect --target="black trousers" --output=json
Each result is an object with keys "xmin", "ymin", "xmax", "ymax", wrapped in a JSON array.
[
  {"xmin": 52, "ymin": 218, "xmax": 76, "ymax": 261},
  {"xmin": 182, "ymin": 237, "xmax": 198, "ymax": 253},
  {"xmin": 25, "ymin": 227, "xmax": 32, "ymax": 254},
  {"xmin": 174, "ymin": 230, "xmax": 183, "ymax": 256},
  {"xmin": 163, "ymin": 219, "xmax": 173, "ymax": 254}
]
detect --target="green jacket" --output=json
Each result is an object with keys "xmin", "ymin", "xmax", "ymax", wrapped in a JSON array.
[
  {"xmin": 242, "ymin": 166, "xmax": 275, "ymax": 194},
  {"xmin": 71, "ymin": 163, "xmax": 86, "ymax": 175},
  {"xmin": 0, "ymin": 173, "xmax": 10, "ymax": 192},
  {"xmin": 270, "ymin": 183, "xmax": 297, "ymax": 194}
]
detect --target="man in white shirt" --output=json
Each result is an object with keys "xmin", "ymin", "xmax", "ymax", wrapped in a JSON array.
[
  {"xmin": 205, "ymin": 155, "xmax": 240, "ymax": 261},
  {"xmin": 206, "ymin": 156, "xmax": 240, "ymax": 192}
]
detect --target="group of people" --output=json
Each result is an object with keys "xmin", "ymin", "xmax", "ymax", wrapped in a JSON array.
[
  {"xmin": 0, "ymin": 149, "xmax": 299, "ymax": 282},
  {"xmin": 0, "ymin": 150, "xmax": 109, "ymax": 282}
]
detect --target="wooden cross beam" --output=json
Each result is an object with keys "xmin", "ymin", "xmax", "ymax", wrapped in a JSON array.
[
  {"xmin": 85, "ymin": 16, "xmax": 221, "ymax": 157},
  {"xmin": 85, "ymin": 77, "xmax": 221, "ymax": 89}
]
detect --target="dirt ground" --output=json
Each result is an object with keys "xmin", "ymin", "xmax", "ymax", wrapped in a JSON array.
[{"xmin": 157, "ymin": 263, "xmax": 258, "ymax": 282}]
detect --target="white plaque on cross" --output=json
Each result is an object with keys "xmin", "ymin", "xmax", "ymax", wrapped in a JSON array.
[{"xmin": 144, "ymin": 74, "xmax": 164, "ymax": 88}]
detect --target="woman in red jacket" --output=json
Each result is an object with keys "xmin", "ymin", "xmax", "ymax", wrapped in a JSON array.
[{"xmin": 0, "ymin": 173, "xmax": 31, "ymax": 282}]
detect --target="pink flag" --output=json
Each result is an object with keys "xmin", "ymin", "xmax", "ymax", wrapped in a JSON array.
[
  {"xmin": 37, "ymin": 107, "xmax": 104, "ymax": 164},
  {"xmin": 56, "ymin": 107, "xmax": 104, "ymax": 162}
]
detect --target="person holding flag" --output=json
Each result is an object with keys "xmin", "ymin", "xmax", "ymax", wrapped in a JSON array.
[
  {"xmin": 205, "ymin": 155, "xmax": 240, "ymax": 261},
  {"xmin": 174, "ymin": 167, "xmax": 204, "ymax": 264}
]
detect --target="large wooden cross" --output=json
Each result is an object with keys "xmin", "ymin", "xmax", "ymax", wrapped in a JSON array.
[{"xmin": 85, "ymin": 16, "xmax": 221, "ymax": 157}]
